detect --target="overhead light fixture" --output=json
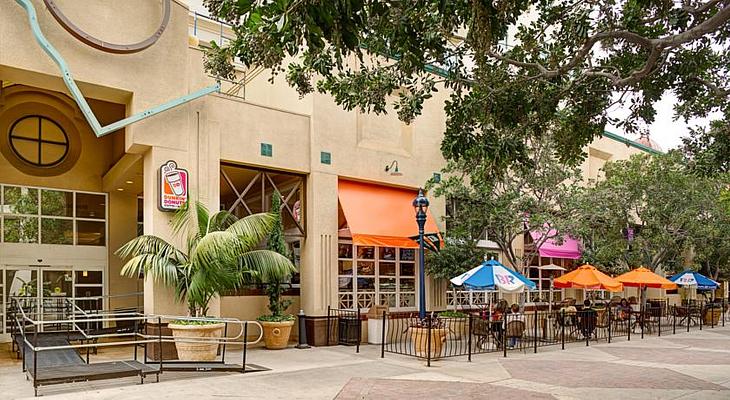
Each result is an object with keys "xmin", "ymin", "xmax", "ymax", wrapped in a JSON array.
[
  {"xmin": 385, "ymin": 160, "xmax": 402, "ymax": 176},
  {"xmin": 117, "ymin": 188, "xmax": 124, "ymax": 191},
  {"xmin": 82, "ymin": 270, "xmax": 88, "ymax": 277},
  {"xmin": 125, "ymin": 180, "xmax": 134, "ymax": 184}
]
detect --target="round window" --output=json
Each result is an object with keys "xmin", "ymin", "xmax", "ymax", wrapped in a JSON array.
[{"xmin": 9, "ymin": 115, "xmax": 69, "ymax": 167}]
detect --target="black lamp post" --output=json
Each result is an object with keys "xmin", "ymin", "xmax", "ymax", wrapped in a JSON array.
[{"xmin": 413, "ymin": 188, "xmax": 429, "ymax": 320}]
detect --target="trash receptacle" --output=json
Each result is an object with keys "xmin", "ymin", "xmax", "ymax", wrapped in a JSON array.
[
  {"xmin": 338, "ymin": 315, "xmax": 360, "ymax": 345},
  {"xmin": 367, "ymin": 305, "xmax": 389, "ymax": 344}
]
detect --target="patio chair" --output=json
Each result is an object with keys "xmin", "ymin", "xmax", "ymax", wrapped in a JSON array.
[
  {"xmin": 472, "ymin": 318, "xmax": 495, "ymax": 350},
  {"xmin": 505, "ymin": 320, "xmax": 526, "ymax": 351},
  {"xmin": 594, "ymin": 308, "xmax": 609, "ymax": 339},
  {"xmin": 555, "ymin": 307, "xmax": 578, "ymax": 340}
]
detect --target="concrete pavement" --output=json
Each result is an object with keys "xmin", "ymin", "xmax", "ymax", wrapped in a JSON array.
[{"xmin": 1, "ymin": 324, "xmax": 729, "ymax": 399}]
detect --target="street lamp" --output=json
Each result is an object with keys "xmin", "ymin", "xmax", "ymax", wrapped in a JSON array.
[{"xmin": 413, "ymin": 188, "xmax": 429, "ymax": 320}]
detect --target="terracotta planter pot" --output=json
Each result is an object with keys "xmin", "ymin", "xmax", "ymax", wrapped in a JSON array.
[
  {"xmin": 444, "ymin": 319, "xmax": 467, "ymax": 340},
  {"xmin": 409, "ymin": 327, "xmax": 447, "ymax": 359},
  {"xmin": 704, "ymin": 308, "xmax": 722, "ymax": 325},
  {"xmin": 168, "ymin": 322, "xmax": 225, "ymax": 361},
  {"xmin": 261, "ymin": 320, "xmax": 294, "ymax": 349}
]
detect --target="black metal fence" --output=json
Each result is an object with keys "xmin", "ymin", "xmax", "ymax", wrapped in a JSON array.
[{"xmin": 377, "ymin": 300, "xmax": 728, "ymax": 366}]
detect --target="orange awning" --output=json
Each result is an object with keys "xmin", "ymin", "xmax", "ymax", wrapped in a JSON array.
[
  {"xmin": 338, "ymin": 179, "xmax": 441, "ymax": 248},
  {"xmin": 616, "ymin": 267, "xmax": 678, "ymax": 289},
  {"xmin": 553, "ymin": 264, "xmax": 624, "ymax": 292}
]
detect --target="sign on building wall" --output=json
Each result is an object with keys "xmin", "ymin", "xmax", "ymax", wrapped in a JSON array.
[{"xmin": 159, "ymin": 160, "xmax": 188, "ymax": 211}]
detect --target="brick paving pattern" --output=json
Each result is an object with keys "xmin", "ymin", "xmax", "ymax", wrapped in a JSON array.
[
  {"xmin": 500, "ymin": 359, "xmax": 726, "ymax": 390},
  {"xmin": 599, "ymin": 346, "xmax": 730, "ymax": 365},
  {"xmin": 335, "ymin": 378, "xmax": 557, "ymax": 399}
]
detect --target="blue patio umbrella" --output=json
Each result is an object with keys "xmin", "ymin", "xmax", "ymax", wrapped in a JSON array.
[
  {"xmin": 669, "ymin": 270, "xmax": 719, "ymax": 291},
  {"xmin": 450, "ymin": 259, "xmax": 536, "ymax": 292}
]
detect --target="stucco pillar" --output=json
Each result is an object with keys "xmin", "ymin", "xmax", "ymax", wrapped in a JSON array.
[
  {"xmin": 299, "ymin": 171, "xmax": 339, "ymax": 316},
  {"xmin": 107, "ymin": 191, "xmax": 141, "ymax": 310}
]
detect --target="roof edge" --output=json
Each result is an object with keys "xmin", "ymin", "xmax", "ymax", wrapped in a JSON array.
[{"xmin": 601, "ymin": 131, "xmax": 662, "ymax": 155}]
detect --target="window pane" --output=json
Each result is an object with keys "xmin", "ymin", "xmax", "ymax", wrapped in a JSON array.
[
  {"xmin": 3, "ymin": 216, "xmax": 38, "ymax": 243},
  {"xmin": 76, "ymin": 286, "xmax": 103, "ymax": 298},
  {"xmin": 338, "ymin": 277, "xmax": 353, "ymax": 290},
  {"xmin": 338, "ymin": 243, "xmax": 352, "ymax": 258},
  {"xmin": 76, "ymin": 193, "xmax": 105, "ymax": 219},
  {"xmin": 41, "ymin": 118, "xmax": 65, "ymax": 142},
  {"xmin": 75, "ymin": 270, "xmax": 103, "ymax": 285},
  {"xmin": 399, "ymin": 278, "xmax": 415, "ymax": 291},
  {"xmin": 400, "ymin": 263, "xmax": 415, "ymax": 277},
  {"xmin": 357, "ymin": 261, "xmax": 375, "ymax": 276},
  {"xmin": 379, "ymin": 247, "xmax": 396, "ymax": 260},
  {"xmin": 357, "ymin": 246, "xmax": 375, "ymax": 259},
  {"xmin": 10, "ymin": 139, "xmax": 38, "ymax": 164},
  {"xmin": 42, "ymin": 270, "xmax": 73, "ymax": 297},
  {"xmin": 379, "ymin": 277, "xmax": 396, "ymax": 292},
  {"xmin": 357, "ymin": 277, "xmax": 375, "ymax": 291},
  {"xmin": 3, "ymin": 186, "xmax": 38, "ymax": 214},
  {"xmin": 76, "ymin": 220, "xmax": 105, "ymax": 246},
  {"xmin": 41, "ymin": 218, "xmax": 73, "ymax": 244},
  {"xmin": 10, "ymin": 117, "xmax": 37, "ymax": 139},
  {"xmin": 400, "ymin": 248, "xmax": 415, "ymax": 261},
  {"xmin": 379, "ymin": 293, "xmax": 396, "ymax": 308},
  {"xmin": 338, "ymin": 260, "xmax": 353, "ymax": 276},
  {"xmin": 41, "ymin": 144, "xmax": 67, "ymax": 166},
  {"xmin": 41, "ymin": 190, "xmax": 73, "ymax": 216},
  {"xmin": 400, "ymin": 293, "xmax": 416, "ymax": 308},
  {"xmin": 379, "ymin": 262, "xmax": 396, "ymax": 276}
]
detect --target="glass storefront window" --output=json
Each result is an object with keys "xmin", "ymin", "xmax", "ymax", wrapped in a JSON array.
[
  {"xmin": 75, "ymin": 270, "xmax": 102, "ymax": 285},
  {"xmin": 41, "ymin": 190, "xmax": 73, "ymax": 217},
  {"xmin": 75, "ymin": 193, "xmax": 105, "ymax": 219},
  {"xmin": 41, "ymin": 218, "xmax": 73, "ymax": 244},
  {"xmin": 338, "ymin": 240, "xmax": 419, "ymax": 311},
  {"xmin": 3, "ymin": 216, "xmax": 38, "ymax": 243},
  {"xmin": 76, "ymin": 220, "xmax": 105, "ymax": 246},
  {"xmin": 3, "ymin": 186, "xmax": 38, "ymax": 215}
]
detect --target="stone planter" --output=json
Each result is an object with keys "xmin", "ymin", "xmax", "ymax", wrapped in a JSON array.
[
  {"xmin": 261, "ymin": 320, "xmax": 295, "ymax": 349},
  {"xmin": 409, "ymin": 327, "xmax": 447, "ymax": 359},
  {"xmin": 704, "ymin": 307, "xmax": 722, "ymax": 325},
  {"xmin": 168, "ymin": 322, "xmax": 225, "ymax": 361}
]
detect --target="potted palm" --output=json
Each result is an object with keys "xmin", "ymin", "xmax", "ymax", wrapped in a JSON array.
[
  {"xmin": 257, "ymin": 193, "xmax": 297, "ymax": 349},
  {"xmin": 117, "ymin": 201, "xmax": 295, "ymax": 361}
]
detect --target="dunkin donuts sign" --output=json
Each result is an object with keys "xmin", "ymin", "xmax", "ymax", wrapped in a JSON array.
[{"xmin": 159, "ymin": 160, "xmax": 188, "ymax": 211}]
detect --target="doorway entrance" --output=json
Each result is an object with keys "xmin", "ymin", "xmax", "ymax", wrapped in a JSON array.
[{"xmin": 1, "ymin": 265, "xmax": 104, "ymax": 338}]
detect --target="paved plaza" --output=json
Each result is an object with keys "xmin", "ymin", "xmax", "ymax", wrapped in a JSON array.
[{"xmin": 2, "ymin": 325, "xmax": 730, "ymax": 399}]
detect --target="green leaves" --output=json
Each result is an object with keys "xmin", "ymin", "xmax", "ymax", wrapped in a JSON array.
[{"xmin": 116, "ymin": 201, "xmax": 295, "ymax": 317}]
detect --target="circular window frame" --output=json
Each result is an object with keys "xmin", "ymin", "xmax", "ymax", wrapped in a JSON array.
[
  {"xmin": 0, "ymin": 102, "xmax": 81, "ymax": 177},
  {"xmin": 9, "ymin": 115, "xmax": 70, "ymax": 167}
]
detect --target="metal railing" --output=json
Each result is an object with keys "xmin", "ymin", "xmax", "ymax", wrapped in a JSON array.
[
  {"xmin": 378, "ymin": 299, "xmax": 728, "ymax": 366},
  {"xmin": 326, "ymin": 306, "xmax": 361, "ymax": 353}
]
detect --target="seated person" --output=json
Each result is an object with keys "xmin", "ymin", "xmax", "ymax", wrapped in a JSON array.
[
  {"xmin": 579, "ymin": 299, "xmax": 597, "ymax": 339},
  {"xmin": 616, "ymin": 298, "xmax": 632, "ymax": 320},
  {"xmin": 507, "ymin": 304, "xmax": 525, "ymax": 348}
]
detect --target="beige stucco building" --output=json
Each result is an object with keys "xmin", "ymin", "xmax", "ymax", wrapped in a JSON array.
[{"xmin": 0, "ymin": 0, "xmax": 656, "ymax": 342}]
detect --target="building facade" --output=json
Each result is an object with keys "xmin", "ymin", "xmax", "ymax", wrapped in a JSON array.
[{"xmin": 0, "ymin": 0, "xmax": 653, "ymax": 341}]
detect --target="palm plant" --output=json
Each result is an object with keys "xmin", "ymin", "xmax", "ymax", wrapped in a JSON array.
[{"xmin": 117, "ymin": 201, "xmax": 296, "ymax": 317}]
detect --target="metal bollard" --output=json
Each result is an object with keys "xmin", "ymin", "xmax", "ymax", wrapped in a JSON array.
[{"xmin": 296, "ymin": 310, "xmax": 311, "ymax": 349}]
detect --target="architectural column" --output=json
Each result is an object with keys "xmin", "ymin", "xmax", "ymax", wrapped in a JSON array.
[{"xmin": 299, "ymin": 171, "xmax": 339, "ymax": 316}]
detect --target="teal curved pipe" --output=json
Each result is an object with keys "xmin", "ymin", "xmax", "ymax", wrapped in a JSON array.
[{"xmin": 14, "ymin": 0, "xmax": 220, "ymax": 137}]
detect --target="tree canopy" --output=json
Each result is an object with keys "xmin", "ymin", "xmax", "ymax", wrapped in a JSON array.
[{"xmin": 204, "ymin": 0, "xmax": 730, "ymax": 177}]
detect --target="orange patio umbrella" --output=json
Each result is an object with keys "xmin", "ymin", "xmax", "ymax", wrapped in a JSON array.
[
  {"xmin": 553, "ymin": 264, "xmax": 624, "ymax": 292},
  {"xmin": 615, "ymin": 267, "xmax": 678, "ymax": 289}
]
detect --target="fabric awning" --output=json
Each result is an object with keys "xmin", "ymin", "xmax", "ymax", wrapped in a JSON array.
[
  {"xmin": 529, "ymin": 230, "xmax": 581, "ymax": 259},
  {"xmin": 338, "ymin": 179, "xmax": 441, "ymax": 248}
]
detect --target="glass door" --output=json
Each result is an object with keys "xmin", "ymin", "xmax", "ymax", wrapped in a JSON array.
[
  {"xmin": 4, "ymin": 267, "xmax": 39, "ymax": 335},
  {"xmin": 40, "ymin": 268, "xmax": 73, "ymax": 331}
]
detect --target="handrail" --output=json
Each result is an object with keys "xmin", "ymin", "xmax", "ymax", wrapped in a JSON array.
[{"xmin": 14, "ymin": 0, "xmax": 220, "ymax": 138}]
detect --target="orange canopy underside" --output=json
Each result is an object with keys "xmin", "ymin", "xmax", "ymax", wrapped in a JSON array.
[
  {"xmin": 553, "ymin": 264, "xmax": 624, "ymax": 292},
  {"xmin": 616, "ymin": 267, "xmax": 678, "ymax": 289},
  {"xmin": 338, "ymin": 180, "xmax": 441, "ymax": 249}
]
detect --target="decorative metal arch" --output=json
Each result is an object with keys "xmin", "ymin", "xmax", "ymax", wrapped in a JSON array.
[{"xmin": 43, "ymin": 0, "xmax": 171, "ymax": 54}]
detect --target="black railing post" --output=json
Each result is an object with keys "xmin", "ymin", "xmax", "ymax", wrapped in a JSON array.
[
  {"xmin": 296, "ymin": 310, "xmax": 310, "ymax": 349},
  {"xmin": 533, "ymin": 307, "xmax": 538, "ymax": 354},
  {"xmin": 687, "ymin": 305, "xmax": 691, "ymax": 332},
  {"xmin": 723, "ymin": 299, "xmax": 726, "ymax": 327},
  {"xmin": 380, "ymin": 311, "xmax": 386, "ymax": 359},
  {"xmin": 356, "ymin": 308, "xmax": 361, "ymax": 354},
  {"xmin": 326, "ymin": 306, "xmax": 331, "ymax": 346},
  {"xmin": 242, "ymin": 321, "xmax": 248, "ymax": 374},
  {"xmin": 711, "ymin": 304, "xmax": 715, "ymax": 329},
  {"xmin": 426, "ymin": 318, "xmax": 432, "ymax": 367},
  {"xmin": 606, "ymin": 304, "xmax": 613, "ymax": 343},
  {"xmin": 222, "ymin": 322, "xmax": 229, "ymax": 362},
  {"xmin": 673, "ymin": 306, "xmax": 676, "ymax": 335},
  {"xmin": 640, "ymin": 304, "xmax": 644, "ymax": 339},
  {"xmin": 561, "ymin": 309, "xmax": 565, "ymax": 350},
  {"xmin": 627, "ymin": 311, "xmax": 631, "ymax": 341},
  {"xmin": 699, "ymin": 305, "xmax": 703, "ymax": 331},
  {"xmin": 33, "ymin": 326, "xmax": 38, "ymax": 386},
  {"xmin": 658, "ymin": 307, "xmax": 662, "ymax": 337},
  {"xmin": 468, "ymin": 314, "xmax": 473, "ymax": 362}
]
